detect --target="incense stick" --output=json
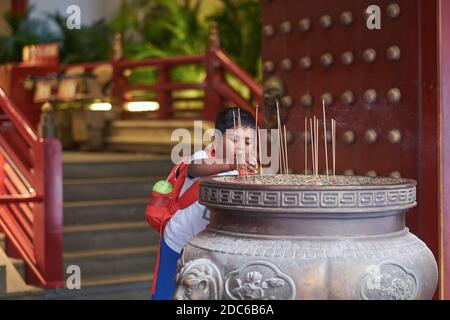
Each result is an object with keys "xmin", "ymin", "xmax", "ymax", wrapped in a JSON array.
[
  {"xmin": 314, "ymin": 116, "xmax": 318, "ymax": 178},
  {"xmin": 258, "ymin": 126, "xmax": 262, "ymax": 175},
  {"xmin": 276, "ymin": 101, "xmax": 284, "ymax": 175},
  {"xmin": 237, "ymin": 108, "xmax": 246, "ymax": 180},
  {"xmin": 310, "ymin": 118, "xmax": 315, "ymax": 179},
  {"xmin": 322, "ymin": 100, "xmax": 329, "ymax": 179},
  {"xmin": 304, "ymin": 118, "xmax": 308, "ymax": 175},
  {"xmin": 233, "ymin": 110, "xmax": 238, "ymax": 176},
  {"xmin": 316, "ymin": 117, "xmax": 319, "ymax": 178},
  {"xmin": 255, "ymin": 105, "xmax": 259, "ymax": 174},
  {"xmin": 283, "ymin": 125, "xmax": 289, "ymax": 175},
  {"xmin": 332, "ymin": 119, "xmax": 336, "ymax": 179}
]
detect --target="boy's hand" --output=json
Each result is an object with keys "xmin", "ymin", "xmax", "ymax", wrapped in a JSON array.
[{"xmin": 237, "ymin": 162, "xmax": 257, "ymax": 174}]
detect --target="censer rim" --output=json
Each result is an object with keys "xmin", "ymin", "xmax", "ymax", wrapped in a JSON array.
[{"xmin": 200, "ymin": 174, "xmax": 417, "ymax": 190}]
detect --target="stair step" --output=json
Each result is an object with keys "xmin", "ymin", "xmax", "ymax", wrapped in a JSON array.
[
  {"xmin": 64, "ymin": 198, "xmax": 148, "ymax": 226},
  {"xmin": 0, "ymin": 234, "xmax": 26, "ymax": 282},
  {"xmin": 63, "ymin": 152, "xmax": 172, "ymax": 179},
  {"xmin": 81, "ymin": 272, "xmax": 152, "ymax": 287},
  {"xmin": 63, "ymin": 176, "xmax": 162, "ymax": 202},
  {"xmin": 44, "ymin": 277, "xmax": 153, "ymax": 300},
  {"xmin": 64, "ymin": 246, "xmax": 158, "ymax": 280},
  {"xmin": 0, "ymin": 246, "xmax": 39, "ymax": 297},
  {"xmin": 11, "ymin": 258, "xmax": 25, "ymax": 281},
  {"xmin": 105, "ymin": 119, "xmax": 213, "ymax": 153},
  {"xmin": 0, "ymin": 233, "xmax": 5, "ymax": 251},
  {"xmin": 64, "ymin": 222, "xmax": 159, "ymax": 251}
]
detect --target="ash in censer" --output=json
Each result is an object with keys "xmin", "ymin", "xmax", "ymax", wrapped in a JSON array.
[{"xmin": 212, "ymin": 174, "xmax": 413, "ymax": 186}]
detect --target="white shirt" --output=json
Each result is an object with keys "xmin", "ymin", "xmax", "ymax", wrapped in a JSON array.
[{"xmin": 163, "ymin": 150, "xmax": 237, "ymax": 254}]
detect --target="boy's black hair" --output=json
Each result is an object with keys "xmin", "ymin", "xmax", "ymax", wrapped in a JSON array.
[{"xmin": 215, "ymin": 107, "xmax": 256, "ymax": 133}]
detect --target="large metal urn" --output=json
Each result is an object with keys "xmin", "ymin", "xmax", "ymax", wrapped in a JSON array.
[{"xmin": 174, "ymin": 175, "xmax": 438, "ymax": 300}]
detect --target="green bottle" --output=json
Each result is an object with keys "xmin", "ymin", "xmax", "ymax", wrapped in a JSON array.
[{"xmin": 152, "ymin": 180, "xmax": 173, "ymax": 195}]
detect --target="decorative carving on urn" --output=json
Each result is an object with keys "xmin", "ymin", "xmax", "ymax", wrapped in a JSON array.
[
  {"xmin": 174, "ymin": 259, "xmax": 223, "ymax": 300},
  {"xmin": 360, "ymin": 261, "xmax": 418, "ymax": 300},
  {"xmin": 225, "ymin": 261, "xmax": 296, "ymax": 300}
]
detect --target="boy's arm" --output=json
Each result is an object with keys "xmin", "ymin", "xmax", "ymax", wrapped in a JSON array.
[{"xmin": 187, "ymin": 161, "xmax": 234, "ymax": 178}]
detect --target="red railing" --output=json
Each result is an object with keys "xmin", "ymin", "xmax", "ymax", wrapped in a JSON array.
[
  {"xmin": 111, "ymin": 46, "xmax": 262, "ymax": 121},
  {"xmin": 3, "ymin": 42, "xmax": 262, "ymax": 128},
  {"xmin": 0, "ymin": 88, "xmax": 63, "ymax": 288}
]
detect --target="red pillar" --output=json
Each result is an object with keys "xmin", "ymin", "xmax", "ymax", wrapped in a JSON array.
[
  {"xmin": 439, "ymin": 0, "xmax": 450, "ymax": 300},
  {"xmin": 11, "ymin": 0, "xmax": 27, "ymax": 14}
]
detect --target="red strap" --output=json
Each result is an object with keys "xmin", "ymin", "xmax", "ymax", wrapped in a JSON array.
[
  {"xmin": 151, "ymin": 237, "xmax": 162, "ymax": 295},
  {"xmin": 176, "ymin": 180, "xmax": 200, "ymax": 210}
]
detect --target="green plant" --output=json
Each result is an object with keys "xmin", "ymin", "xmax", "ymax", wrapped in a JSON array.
[
  {"xmin": 110, "ymin": 0, "xmax": 208, "ymax": 84},
  {"xmin": 0, "ymin": 8, "xmax": 58, "ymax": 63},
  {"xmin": 49, "ymin": 13, "xmax": 113, "ymax": 64},
  {"xmin": 111, "ymin": 0, "xmax": 207, "ymax": 59},
  {"xmin": 206, "ymin": 0, "xmax": 261, "ymax": 80}
]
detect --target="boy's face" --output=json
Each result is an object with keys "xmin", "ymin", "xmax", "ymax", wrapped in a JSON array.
[{"xmin": 216, "ymin": 126, "xmax": 256, "ymax": 165}]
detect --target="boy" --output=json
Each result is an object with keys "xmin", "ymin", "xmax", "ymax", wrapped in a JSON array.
[{"xmin": 151, "ymin": 107, "xmax": 257, "ymax": 300}]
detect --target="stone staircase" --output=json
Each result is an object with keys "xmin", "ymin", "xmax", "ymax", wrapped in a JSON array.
[
  {"xmin": 105, "ymin": 119, "xmax": 213, "ymax": 154},
  {"xmin": 61, "ymin": 152, "xmax": 173, "ymax": 298}
]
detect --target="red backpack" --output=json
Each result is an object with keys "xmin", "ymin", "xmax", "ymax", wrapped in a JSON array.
[{"xmin": 145, "ymin": 158, "xmax": 200, "ymax": 235}]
